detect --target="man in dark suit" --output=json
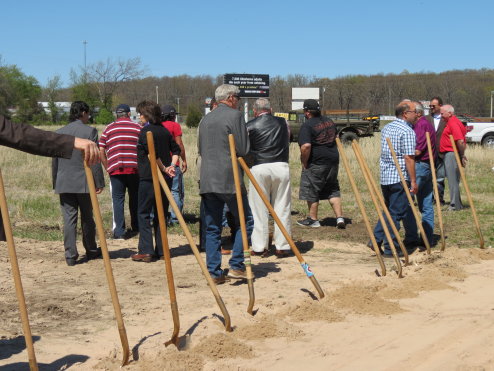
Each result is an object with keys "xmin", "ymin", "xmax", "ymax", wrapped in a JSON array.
[
  {"xmin": 425, "ymin": 96, "xmax": 446, "ymax": 205},
  {"xmin": 52, "ymin": 101, "xmax": 105, "ymax": 266},
  {"xmin": 0, "ymin": 114, "xmax": 100, "ymax": 242}
]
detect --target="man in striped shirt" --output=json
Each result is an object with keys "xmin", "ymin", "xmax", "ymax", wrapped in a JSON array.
[
  {"xmin": 371, "ymin": 102, "xmax": 419, "ymax": 256},
  {"xmin": 99, "ymin": 104, "xmax": 142, "ymax": 239}
]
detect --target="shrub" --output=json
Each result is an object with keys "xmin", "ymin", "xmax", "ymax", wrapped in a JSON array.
[
  {"xmin": 95, "ymin": 108, "xmax": 115, "ymax": 126},
  {"xmin": 185, "ymin": 105, "xmax": 203, "ymax": 128}
]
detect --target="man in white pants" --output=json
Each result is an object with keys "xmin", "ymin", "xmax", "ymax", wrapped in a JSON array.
[{"xmin": 246, "ymin": 98, "xmax": 291, "ymax": 257}]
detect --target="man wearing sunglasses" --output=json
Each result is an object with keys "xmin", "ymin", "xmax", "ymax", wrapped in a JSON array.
[
  {"xmin": 425, "ymin": 97, "xmax": 446, "ymax": 206},
  {"xmin": 369, "ymin": 102, "xmax": 419, "ymax": 256}
]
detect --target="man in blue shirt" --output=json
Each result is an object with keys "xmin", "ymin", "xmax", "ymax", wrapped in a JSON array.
[{"xmin": 371, "ymin": 102, "xmax": 419, "ymax": 256}]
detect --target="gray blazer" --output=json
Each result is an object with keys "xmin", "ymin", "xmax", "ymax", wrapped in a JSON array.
[
  {"xmin": 52, "ymin": 120, "xmax": 105, "ymax": 194},
  {"xmin": 198, "ymin": 103, "xmax": 250, "ymax": 194}
]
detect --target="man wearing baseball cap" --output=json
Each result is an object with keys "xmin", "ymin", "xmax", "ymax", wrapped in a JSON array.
[
  {"xmin": 297, "ymin": 99, "xmax": 345, "ymax": 229},
  {"xmin": 161, "ymin": 104, "xmax": 187, "ymax": 225},
  {"xmin": 99, "ymin": 103, "xmax": 142, "ymax": 239}
]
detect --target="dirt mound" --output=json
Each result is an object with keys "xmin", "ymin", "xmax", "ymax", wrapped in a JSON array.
[
  {"xmin": 285, "ymin": 297, "xmax": 345, "ymax": 323},
  {"xmin": 330, "ymin": 283, "xmax": 404, "ymax": 315},
  {"xmin": 234, "ymin": 315, "xmax": 305, "ymax": 340},
  {"xmin": 192, "ymin": 332, "xmax": 255, "ymax": 360}
]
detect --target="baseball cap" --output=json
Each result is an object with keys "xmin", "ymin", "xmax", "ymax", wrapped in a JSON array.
[
  {"xmin": 115, "ymin": 104, "xmax": 130, "ymax": 113},
  {"xmin": 162, "ymin": 104, "xmax": 178, "ymax": 115},
  {"xmin": 303, "ymin": 99, "xmax": 320, "ymax": 111}
]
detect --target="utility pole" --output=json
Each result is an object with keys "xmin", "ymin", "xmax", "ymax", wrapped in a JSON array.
[
  {"xmin": 176, "ymin": 97, "xmax": 181, "ymax": 115},
  {"xmin": 156, "ymin": 86, "xmax": 159, "ymax": 104},
  {"xmin": 491, "ymin": 90, "xmax": 494, "ymax": 119},
  {"xmin": 82, "ymin": 40, "xmax": 87, "ymax": 81}
]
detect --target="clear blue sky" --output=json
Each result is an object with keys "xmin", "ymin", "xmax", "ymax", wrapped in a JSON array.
[{"xmin": 2, "ymin": 0, "xmax": 493, "ymax": 87}]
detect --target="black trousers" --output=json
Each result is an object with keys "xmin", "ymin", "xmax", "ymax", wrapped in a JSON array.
[
  {"xmin": 59, "ymin": 193, "xmax": 97, "ymax": 260},
  {"xmin": 137, "ymin": 179, "xmax": 170, "ymax": 256}
]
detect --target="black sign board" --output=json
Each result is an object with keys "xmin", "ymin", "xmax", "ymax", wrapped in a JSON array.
[{"xmin": 223, "ymin": 74, "xmax": 269, "ymax": 98}]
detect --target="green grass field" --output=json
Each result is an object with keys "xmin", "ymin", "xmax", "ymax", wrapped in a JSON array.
[{"xmin": 0, "ymin": 125, "xmax": 492, "ymax": 249}]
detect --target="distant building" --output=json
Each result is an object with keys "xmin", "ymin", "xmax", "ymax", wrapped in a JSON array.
[{"xmin": 38, "ymin": 102, "xmax": 72, "ymax": 114}]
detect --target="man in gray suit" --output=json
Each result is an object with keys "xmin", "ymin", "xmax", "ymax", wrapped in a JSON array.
[
  {"xmin": 198, "ymin": 84, "xmax": 250, "ymax": 284},
  {"xmin": 425, "ymin": 96, "xmax": 446, "ymax": 205},
  {"xmin": 52, "ymin": 101, "xmax": 105, "ymax": 266}
]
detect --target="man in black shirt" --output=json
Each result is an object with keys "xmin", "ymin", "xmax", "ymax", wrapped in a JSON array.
[{"xmin": 297, "ymin": 99, "xmax": 345, "ymax": 229}]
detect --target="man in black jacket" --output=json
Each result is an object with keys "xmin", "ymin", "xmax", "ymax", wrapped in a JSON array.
[{"xmin": 246, "ymin": 98, "xmax": 291, "ymax": 257}]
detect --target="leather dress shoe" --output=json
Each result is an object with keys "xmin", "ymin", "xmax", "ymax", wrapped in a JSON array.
[
  {"xmin": 66, "ymin": 258, "xmax": 77, "ymax": 266},
  {"xmin": 366, "ymin": 240, "xmax": 383, "ymax": 255},
  {"xmin": 87, "ymin": 248, "xmax": 102, "ymax": 260},
  {"xmin": 131, "ymin": 253, "xmax": 153, "ymax": 263},
  {"xmin": 251, "ymin": 249, "xmax": 269, "ymax": 257},
  {"xmin": 275, "ymin": 250, "xmax": 290, "ymax": 258}
]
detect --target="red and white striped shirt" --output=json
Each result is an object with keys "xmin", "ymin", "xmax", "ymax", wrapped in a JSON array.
[{"xmin": 99, "ymin": 117, "xmax": 141, "ymax": 175}]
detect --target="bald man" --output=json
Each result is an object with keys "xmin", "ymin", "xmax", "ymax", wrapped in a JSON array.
[{"xmin": 438, "ymin": 104, "xmax": 466, "ymax": 211}]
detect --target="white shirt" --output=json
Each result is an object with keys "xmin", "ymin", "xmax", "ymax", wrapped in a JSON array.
[{"xmin": 433, "ymin": 113, "xmax": 441, "ymax": 131}]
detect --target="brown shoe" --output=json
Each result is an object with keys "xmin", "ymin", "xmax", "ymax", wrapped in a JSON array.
[
  {"xmin": 227, "ymin": 269, "xmax": 247, "ymax": 280},
  {"xmin": 251, "ymin": 249, "xmax": 270, "ymax": 258},
  {"xmin": 212, "ymin": 271, "xmax": 231, "ymax": 285},
  {"xmin": 221, "ymin": 248, "xmax": 232, "ymax": 255},
  {"xmin": 131, "ymin": 253, "xmax": 153, "ymax": 263},
  {"xmin": 275, "ymin": 250, "xmax": 290, "ymax": 258}
]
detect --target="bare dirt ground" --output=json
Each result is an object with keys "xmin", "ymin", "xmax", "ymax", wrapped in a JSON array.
[{"xmin": 2, "ymin": 233, "xmax": 494, "ymax": 371}]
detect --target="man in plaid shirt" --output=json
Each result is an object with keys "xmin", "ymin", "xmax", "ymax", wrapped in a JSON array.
[{"xmin": 371, "ymin": 102, "xmax": 419, "ymax": 256}]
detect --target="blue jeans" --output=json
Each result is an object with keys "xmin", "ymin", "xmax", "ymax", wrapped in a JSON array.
[
  {"xmin": 199, "ymin": 197, "xmax": 254, "ymax": 248},
  {"xmin": 110, "ymin": 173, "xmax": 139, "ymax": 238},
  {"xmin": 201, "ymin": 193, "xmax": 250, "ymax": 278},
  {"xmin": 415, "ymin": 161, "xmax": 434, "ymax": 245},
  {"xmin": 169, "ymin": 165, "xmax": 184, "ymax": 224},
  {"xmin": 373, "ymin": 182, "xmax": 418, "ymax": 254}
]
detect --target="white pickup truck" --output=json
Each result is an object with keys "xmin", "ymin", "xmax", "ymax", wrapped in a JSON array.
[{"xmin": 465, "ymin": 121, "xmax": 494, "ymax": 148}]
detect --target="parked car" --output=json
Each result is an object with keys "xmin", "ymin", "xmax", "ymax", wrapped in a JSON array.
[{"xmin": 466, "ymin": 121, "xmax": 494, "ymax": 148}]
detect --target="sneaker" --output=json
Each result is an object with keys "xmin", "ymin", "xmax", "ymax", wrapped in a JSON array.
[
  {"xmin": 336, "ymin": 217, "xmax": 346, "ymax": 229},
  {"xmin": 296, "ymin": 217, "xmax": 320, "ymax": 228},
  {"xmin": 227, "ymin": 269, "xmax": 247, "ymax": 280}
]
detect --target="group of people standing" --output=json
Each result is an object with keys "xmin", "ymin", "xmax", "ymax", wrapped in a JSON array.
[
  {"xmin": 198, "ymin": 85, "xmax": 346, "ymax": 284},
  {"xmin": 1, "ymin": 88, "xmax": 468, "ymax": 283},
  {"xmin": 370, "ymin": 98, "xmax": 467, "ymax": 256},
  {"xmin": 51, "ymin": 100, "xmax": 184, "ymax": 265}
]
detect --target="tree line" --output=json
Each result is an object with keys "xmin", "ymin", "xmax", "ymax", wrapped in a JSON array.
[{"xmin": 2, "ymin": 55, "xmax": 494, "ymax": 126}]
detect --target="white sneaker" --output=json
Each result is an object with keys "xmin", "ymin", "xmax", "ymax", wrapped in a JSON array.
[{"xmin": 336, "ymin": 217, "xmax": 346, "ymax": 229}]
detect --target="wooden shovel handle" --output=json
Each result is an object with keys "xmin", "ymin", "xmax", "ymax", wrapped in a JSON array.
[
  {"xmin": 0, "ymin": 169, "xmax": 39, "ymax": 370},
  {"xmin": 83, "ymin": 161, "xmax": 130, "ymax": 365}
]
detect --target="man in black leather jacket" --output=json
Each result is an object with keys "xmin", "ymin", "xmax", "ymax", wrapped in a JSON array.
[{"xmin": 246, "ymin": 98, "xmax": 291, "ymax": 257}]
